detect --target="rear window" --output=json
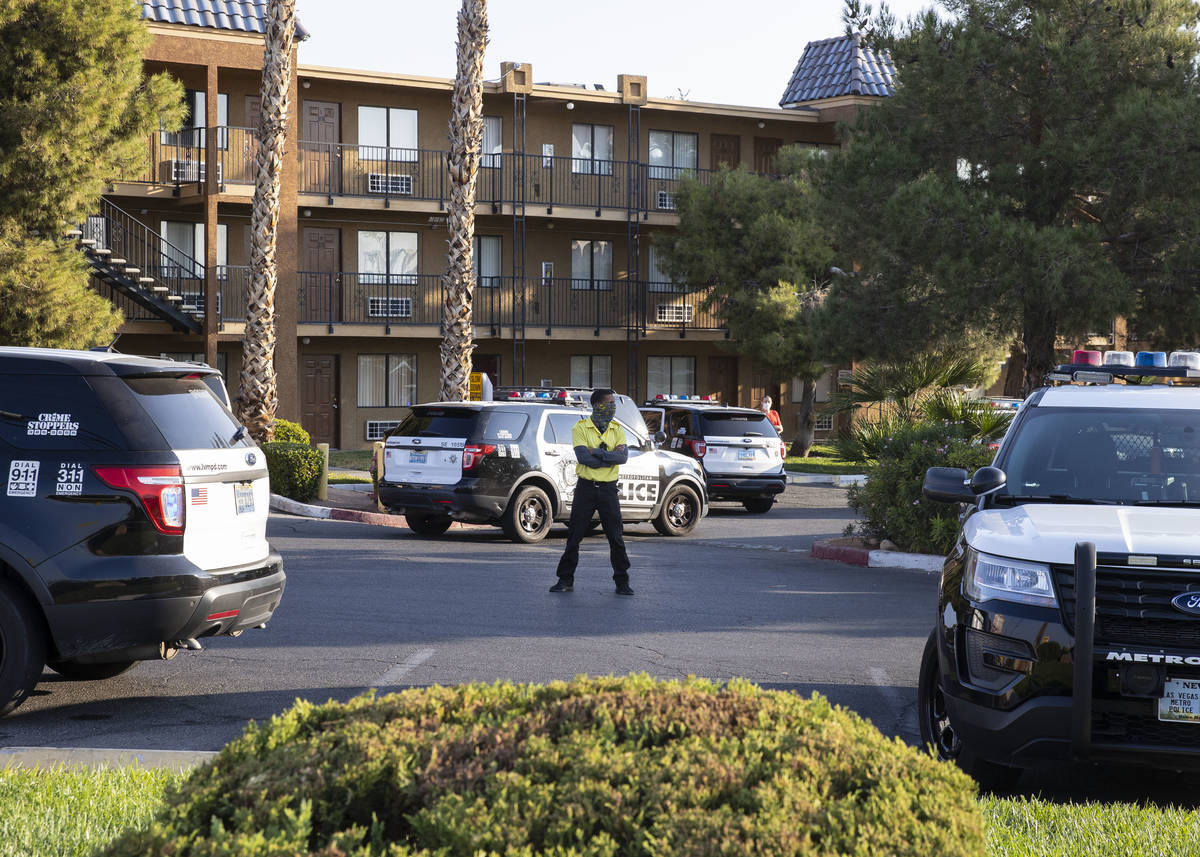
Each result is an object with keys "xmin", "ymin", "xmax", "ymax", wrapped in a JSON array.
[
  {"xmin": 393, "ymin": 407, "xmax": 480, "ymax": 439},
  {"xmin": 122, "ymin": 376, "xmax": 253, "ymax": 450},
  {"xmin": 0, "ymin": 374, "xmax": 128, "ymax": 451},
  {"xmin": 700, "ymin": 412, "xmax": 776, "ymax": 438}
]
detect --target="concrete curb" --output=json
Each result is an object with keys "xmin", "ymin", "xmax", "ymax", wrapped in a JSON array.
[
  {"xmin": 0, "ymin": 746, "xmax": 216, "ymax": 770},
  {"xmin": 811, "ymin": 539, "xmax": 943, "ymax": 573},
  {"xmin": 786, "ymin": 472, "xmax": 868, "ymax": 487},
  {"xmin": 269, "ymin": 493, "xmax": 407, "ymax": 528}
]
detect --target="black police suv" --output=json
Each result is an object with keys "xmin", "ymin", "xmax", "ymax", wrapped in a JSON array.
[
  {"xmin": 377, "ymin": 392, "xmax": 708, "ymax": 543},
  {"xmin": 0, "ymin": 348, "xmax": 284, "ymax": 715},
  {"xmin": 919, "ymin": 359, "xmax": 1200, "ymax": 788},
  {"xmin": 639, "ymin": 397, "xmax": 787, "ymax": 513}
]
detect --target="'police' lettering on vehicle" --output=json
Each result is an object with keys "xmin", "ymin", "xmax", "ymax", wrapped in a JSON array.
[{"xmin": 618, "ymin": 475, "xmax": 659, "ymax": 505}]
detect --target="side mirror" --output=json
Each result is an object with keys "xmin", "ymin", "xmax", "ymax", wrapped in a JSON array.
[
  {"xmin": 653, "ymin": 430, "xmax": 667, "ymax": 447},
  {"xmin": 923, "ymin": 467, "xmax": 975, "ymax": 504},
  {"xmin": 970, "ymin": 465, "xmax": 1007, "ymax": 496}
]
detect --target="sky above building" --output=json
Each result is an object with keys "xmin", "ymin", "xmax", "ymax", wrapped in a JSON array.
[{"xmin": 295, "ymin": 0, "xmax": 940, "ymax": 108}]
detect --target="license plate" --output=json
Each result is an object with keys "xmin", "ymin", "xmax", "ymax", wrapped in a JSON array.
[
  {"xmin": 737, "ymin": 449, "xmax": 756, "ymax": 460},
  {"xmin": 234, "ymin": 482, "xmax": 255, "ymax": 515},
  {"xmin": 1158, "ymin": 678, "xmax": 1200, "ymax": 722},
  {"xmin": 409, "ymin": 450, "xmax": 427, "ymax": 464}
]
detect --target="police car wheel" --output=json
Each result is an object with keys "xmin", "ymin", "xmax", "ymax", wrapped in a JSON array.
[
  {"xmin": 406, "ymin": 513, "xmax": 453, "ymax": 537},
  {"xmin": 48, "ymin": 659, "xmax": 138, "ymax": 681},
  {"xmin": 502, "ymin": 486, "xmax": 553, "ymax": 543},
  {"xmin": 917, "ymin": 631, "xmax": 1022, "ymax": 792},
  {"xmin": 653, "ymin": 485, "xmax": 701, "ymax": 537},
  {"xmin": 0, "ymin": 578, "xmax": 46, "ymax": 716},
  {"xmin": 743, "ymin": 498, "xmax": 774, "ymax": 514}
]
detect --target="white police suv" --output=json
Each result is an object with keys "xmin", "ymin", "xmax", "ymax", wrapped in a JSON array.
[{"xmin": 920, "ymin": 349, "xmax": 1200, "ymax": 787}]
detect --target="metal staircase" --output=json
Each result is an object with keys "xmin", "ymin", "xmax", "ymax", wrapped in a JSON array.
[{"xmin": 69, "ymin": 199, "xmax": 204, "ymax": 333}]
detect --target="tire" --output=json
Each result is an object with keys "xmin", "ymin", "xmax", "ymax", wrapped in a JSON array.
[
  {"xmin": 48, "ymin": 659, "xmax": 138, "ymax": 681},
  {"xmin": 652, "ymin": 484, "xmax": 701, "ymax": 537},
  {"xmin": 501, "ymin": 485, "xmax": 553, "ymax": 543},
  {"xmin": 405, "ymin": 513, "xmax": 453, "ymax": 537},
  {"xmin": 918, "ymin": 630, "xmax": 1023, "ymax": 792},
  {"xmin": 743, "ymin": 498, "xmax": 775, "ymax": 514},
  {"xmin": 0, "ymin": 578, "xmax": 46, "ymax": 717}
]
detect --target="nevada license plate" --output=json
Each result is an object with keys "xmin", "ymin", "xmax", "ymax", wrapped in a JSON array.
[
  {"xmin": 737, "ymin": 449, "xmax": 756, "ymax": 460},
  {"xmin": 234, "ymin": 482, "xmax": 255, "ymax": 515},
  {"xmin": 409, "ymin": 450, "xmax": 427, "ymax": 464},
  {"xmin": 1158, "ymin": 678, "xmax": 1200, "ymax": 722}
]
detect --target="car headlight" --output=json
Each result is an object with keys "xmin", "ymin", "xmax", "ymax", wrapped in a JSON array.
[{"xmin": 963, "ymin": 549, "xmax": 1057, "ymax": 607}]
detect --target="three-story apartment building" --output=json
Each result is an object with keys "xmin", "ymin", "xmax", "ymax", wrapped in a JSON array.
[{"xmin": 84, "ymin": 2, "xmax": 890, "ymax": 449}]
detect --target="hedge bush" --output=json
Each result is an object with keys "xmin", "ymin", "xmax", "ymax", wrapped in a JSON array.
[
  {"xmin": 272, "ymin": 418, "xmax": 311, "ymax": 446},
  {"xmin": 101, "ymin": 676, "xmax": 984, "ymax": 857},
  {"xmin": 847, "ymin": 422, "xmax": 996, "ymax": 555},
  {"xmin": 262, "ymin": 441, "xmax": 323, "ymax": 503}
]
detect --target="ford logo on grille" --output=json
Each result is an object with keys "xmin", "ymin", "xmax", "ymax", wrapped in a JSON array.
[
  {"xmin": 1171, "ymin": 592, "xmax": 1200, "ymax": 616},
  {"xmin": 245, "ymin": 452, "xmax": 257, "ymax": 466}
]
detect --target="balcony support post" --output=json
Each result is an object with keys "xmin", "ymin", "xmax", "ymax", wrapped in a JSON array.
[{"xmin": 203, "ymin": 61, "xmax": 220, "ymax": 367}]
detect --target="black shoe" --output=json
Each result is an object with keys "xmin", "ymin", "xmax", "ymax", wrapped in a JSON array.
[
  {"xmin": 615, "ymin": 582, "xmax": 634, "ymax": 596},
  {"xmin": 549, "ymin": 580, "xmax": 573, "ymax": 593}
]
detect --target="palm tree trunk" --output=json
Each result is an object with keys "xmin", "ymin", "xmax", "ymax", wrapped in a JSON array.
[
  {"xmin": 237, "ymin": 0, "xmax": 297, "ymax": 441},
  {"xmin": 439, "ymin": 0, "xmax": 489, "ymax": 402}
]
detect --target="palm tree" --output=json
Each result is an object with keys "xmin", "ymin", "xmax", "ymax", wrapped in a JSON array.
[
  {"xmin": 236, "ymin": 0, "xmax": 298, "ymax": 441},
  {"xmin": 439, "ymin": 0, "xmax": 488, "ymax": 402}
]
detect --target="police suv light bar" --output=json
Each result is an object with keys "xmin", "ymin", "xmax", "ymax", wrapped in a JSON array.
[{"xmin": 1046, "ymin": 349, "xmax": 1200, "ymax": 384}]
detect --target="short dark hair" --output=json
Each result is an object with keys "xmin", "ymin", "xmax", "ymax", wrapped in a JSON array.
[{"xmin": 590, "ymin": 388, "xmax": 616, "ymax": 407}]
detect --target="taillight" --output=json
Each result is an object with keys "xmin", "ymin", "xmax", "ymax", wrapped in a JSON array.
[
  {"xmin": 779, "ymin": 444, "xmax": 787, "ymax": 459},
  {"xmin": 462, "ymin": 444, "xmax": 496, "ymax": 471},
  {"xmin": 687, "ymin": 439, "xmax": 706, "ymax": 458},
  {"xmin": 94, "ymin": 466, "xmax": 185, "ymax": 534}
]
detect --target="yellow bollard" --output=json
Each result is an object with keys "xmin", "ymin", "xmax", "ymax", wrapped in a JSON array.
[
  {"xmin": 317, "ymin": 442, "xmax": 329, "ymax": 501},
  {"xmin": 373, "ymin": 441, "xmax": 386, "ymax": 511}
]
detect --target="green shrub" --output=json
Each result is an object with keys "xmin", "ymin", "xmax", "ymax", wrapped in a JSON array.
[
  {"xmin": 272, "ymin": 418, "xmax": 311, "ymax": 446},
  {"xmin": 847, "ymin": 422, "xmax": 996, "ymax": 555},
  {"xmin": 101, "ymin": 676, "xmax": 984, "ymax": 857},
  {"xmin": 261, "ymin": 441, "xmax": 323, "ymax": 502}
]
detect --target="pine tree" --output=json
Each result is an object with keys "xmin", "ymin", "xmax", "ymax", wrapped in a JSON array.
[{"xmin": 0, "ymin": 0, "xmax": 183, "ymax": 347}]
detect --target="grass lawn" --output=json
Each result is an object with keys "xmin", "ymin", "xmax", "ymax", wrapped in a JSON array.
[
  {"xmin": 784, "ymin": 443, "xmax": 867, "ymax": 475},
  {"xmin": 328, "ymin": 449, "xmax": 373, "ymax": 471},
  {"xmin": 328, "ymin": 473, "xmax": 371, "ymax": 484},
  {"xmin": 0, "ymin": 766, "xmax": 183, "ymax": 857},
  {"xmin": 5, "ymin": 766, "xmax": 1200, "ymax": 857}
]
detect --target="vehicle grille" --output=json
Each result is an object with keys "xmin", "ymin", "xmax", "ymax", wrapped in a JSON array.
[
  {"xmin": 1093, "ymin": 707, "xmax": 1200, "ymax": 748},
  {"xmin": 1054, "ymin": 564, "xmax": 1200, "ymax": 647}
]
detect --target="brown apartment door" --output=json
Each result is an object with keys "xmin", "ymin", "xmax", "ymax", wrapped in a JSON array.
[
  {"xmin": 302, "ymin": 227, "xmax": 341, "ymax": 323},
  {"xmin": 301, "ymin": 355, "xmax": 339, "ymax": 447},
  {"xmin": 753, "ymin": 137, "xmax": 782, "ymax": 174},
  {"xmin": 707, "ymin": 356, "xmax": 738, "ymax": 405},
  {"xmin": 711, "ymin": 134, "xmax": 740, "ymax": 171},
  {"xmin": 302, "ymin": 100, "xmax": 340, "ymax": 195},
  {"xmin": 472, "ymin": 354, "xmax": 502, "ymax": 389}
]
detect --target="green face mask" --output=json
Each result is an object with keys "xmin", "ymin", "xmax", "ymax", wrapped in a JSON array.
[{"xmin": 592, "ymin": 402, "xmax": 616, "ymax": 431}]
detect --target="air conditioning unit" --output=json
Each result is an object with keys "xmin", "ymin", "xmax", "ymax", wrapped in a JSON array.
[
  {"xmin": 365, "ymin": 420, "xmax": 403, "ymax": 441},
  {"xmin": 656, "ymin": 304, "xmax": 694, "ymax": 323},
  {"xmin": 368, "ymin": 173, "xmax": 413, "ymax": 195},
  {"xmin": 170, "ymin": 159, "xmax": 221, "ymax": 183},
  {"xmin": 368, "ymin": 296, "xmax": 413, "ymax": 318},
  {"xmin": 657, "ymin": 190, "xmax": 676, "ymax": 210}
]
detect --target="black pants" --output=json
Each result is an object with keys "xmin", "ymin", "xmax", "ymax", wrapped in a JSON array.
[{"xmin": 555, "ymin": 478, "xmax": 630, "ymax": 583}]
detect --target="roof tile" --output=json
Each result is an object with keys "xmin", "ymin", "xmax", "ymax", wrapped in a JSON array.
[
  {"xmin": 140, "ymin": 0, "xmax": 308, "ymax": 39},
  {"xmin": 779, "ymin": 33, "xmax": 896, "ymax": 106}
]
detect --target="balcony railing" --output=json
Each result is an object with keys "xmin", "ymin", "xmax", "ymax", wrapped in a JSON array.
[
  {"xmin": 296, "ymin": 273, "xmax": 723, "ymax": 334},
  {"xmin": 118, "ymin": 126, "xmax": 257, "ymax": 188}
]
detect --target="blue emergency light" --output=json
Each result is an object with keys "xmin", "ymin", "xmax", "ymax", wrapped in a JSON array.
[{"xmin": 1136, "ymin": 351, "xmax": 1167, "ymax": 368}]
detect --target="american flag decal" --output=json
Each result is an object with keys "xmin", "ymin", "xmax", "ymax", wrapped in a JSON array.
[{"xmin": 191, "ymin": 486, "xmax": 208, "ymax": 506}]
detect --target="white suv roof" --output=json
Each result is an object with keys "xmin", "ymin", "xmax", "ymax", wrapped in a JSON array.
[{"xmin": 1037, "ymin": 384, "xmax": 1200, "ymax": 410}]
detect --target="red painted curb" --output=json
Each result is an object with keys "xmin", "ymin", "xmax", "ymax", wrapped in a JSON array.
[
  {"xmin": 328, "ymin": 507, "xmax": 407, "ymax": 528},
  {"xmin": 811, "ymin": 539, "xmax": 870, "ymax": 567}
]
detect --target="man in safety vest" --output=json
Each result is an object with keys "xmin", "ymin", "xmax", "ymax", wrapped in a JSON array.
[{"xmin": 550, "ymin": 388, "xmax": 633, "ymax": 595}]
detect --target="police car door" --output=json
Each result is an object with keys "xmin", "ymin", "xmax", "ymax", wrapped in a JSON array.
[
  {"xmin": 612, "ymin": 419, "xmax": 661, "ymax": 517},
  {"xmin": 542, "ymin": 411, "xmax": 582, "ymax": 513}
]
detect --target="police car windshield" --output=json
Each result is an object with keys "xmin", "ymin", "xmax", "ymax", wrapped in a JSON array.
[{"xmin": 996, "ymin": 406, "xmax": 1200, "ymax": 506}]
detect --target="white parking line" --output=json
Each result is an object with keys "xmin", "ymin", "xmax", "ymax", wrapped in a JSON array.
[{"xmin": 374, "ymin": 647, "xmax": 435, "ymax": 687}]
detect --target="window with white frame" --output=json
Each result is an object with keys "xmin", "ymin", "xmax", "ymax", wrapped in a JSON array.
[
  {"xmin": 357, "ymin": 354, "xmax": 417, "ymax": 407},
  {"xmin": 647, "ymin": 356, "xmax": 695, "ymax": 398},
  {"xmin": 358, "ymin": 106, "xmax": 418, "ymax": 162},
  {"xmin": 570, "ymin": 240, "xmax": 612, "ymax": 290},
  {"xmin": 648, "ymin": 130, "xmax": 697, "ymax": 179},
  {"xmin": 570, "ymin": 355, "xmax": 612, "ymax": 389},
  {"xmin": 159, "ymin": 222, "xmax": 227, "ymax": 279},
  {"xmin": 647, "ymin": 245, "xmax": 677, "ymax": 293},
  {"xmin": 571, "ymin": 123, "xmax": 614, "ymax": 175},
  {"xmin": 358, "ymin": 231, "xmax": 417, "ymax": 284},
  {"xmin": 163, "ymin": 90, "xmax": 228, "ymax": 148},
  {"xmin": 481, "ymin": 115, "xmax": 502, "ymax": 168},
  {"xmin": 474, "ymin": 235, "xmax": 502, "ymax": 288},
  {"xmin": 814, "ymin": 412, "xmax": 834, "ymax": 432}
]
